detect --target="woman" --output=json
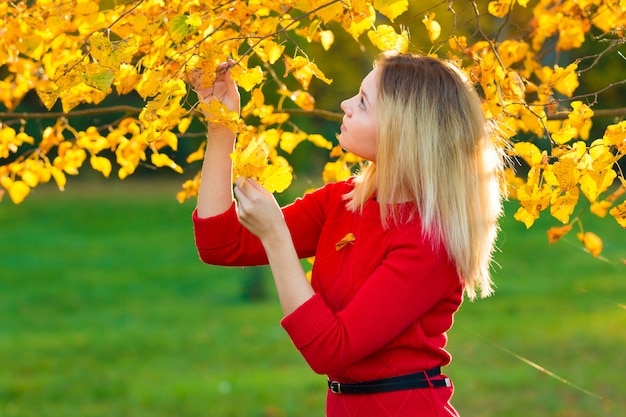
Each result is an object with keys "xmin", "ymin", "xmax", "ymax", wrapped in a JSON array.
[{"xmin": 192, "ymin": 52, "xmax": 505, "ymax": 416}]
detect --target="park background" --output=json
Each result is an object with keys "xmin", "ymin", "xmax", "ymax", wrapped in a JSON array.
[{"xmin": 2, "ymin": 0, "xmax": 626, "ymax": 416}]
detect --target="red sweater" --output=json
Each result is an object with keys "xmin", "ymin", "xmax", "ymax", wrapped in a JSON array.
[{"xmin": 193, "ymin": 179, "xmax": 463, "ymax": 416}]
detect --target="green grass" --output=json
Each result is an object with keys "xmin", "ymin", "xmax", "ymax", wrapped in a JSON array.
[{"xmin": 1, "ymin": 179, "xmax": 624, "ymax": 417}]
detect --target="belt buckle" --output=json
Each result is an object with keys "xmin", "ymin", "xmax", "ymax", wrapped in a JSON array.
[{"xmin": 329, "ymin": 381, "xmax": 341, "ymax": 394}]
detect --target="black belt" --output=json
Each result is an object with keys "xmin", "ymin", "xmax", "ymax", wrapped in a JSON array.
[{"xmin": 328, "ymin": 367, "xmax": 451, "ymax": 394}]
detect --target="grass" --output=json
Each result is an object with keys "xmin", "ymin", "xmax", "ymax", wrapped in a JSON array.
[{"xmin": 0, "ymin": 178, "xmax": 624, "ymax": 417}]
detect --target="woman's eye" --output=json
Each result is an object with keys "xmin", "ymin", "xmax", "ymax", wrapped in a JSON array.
[{"xmin": 359, "ymin": 97, "xmax": 366, "ymax": 110}]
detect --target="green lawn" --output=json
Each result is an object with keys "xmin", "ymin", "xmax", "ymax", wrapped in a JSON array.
[{"xmin": 1, "ymin": 179, "xmax": 624, "ymax": 417}]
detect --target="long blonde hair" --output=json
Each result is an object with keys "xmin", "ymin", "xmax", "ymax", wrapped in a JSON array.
[{"xmin": 344, "ymin": 52, "xmax": 505, "ymax": 299}]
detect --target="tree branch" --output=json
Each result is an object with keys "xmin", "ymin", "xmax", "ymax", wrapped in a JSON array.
[
  {"xmin": 547, "ymin": 107, "xmax": 626, "ymax": 121},
  {"xmin": 0, "ymin": 106, "xmax": 142, "ymax": 120},
  {"xmin": 4, "ymin": 104, "xmax": 626, "ymax": 124}
]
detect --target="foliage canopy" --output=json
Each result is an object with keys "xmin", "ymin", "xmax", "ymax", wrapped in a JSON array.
[{"xmin": 1, "ymin": 0, "xmax": 625, "ymax": 259}]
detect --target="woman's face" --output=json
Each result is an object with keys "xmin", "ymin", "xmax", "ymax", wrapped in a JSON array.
[{"xmin": 339, "ymin": 67, "xmax": 380, "ymax": 161}]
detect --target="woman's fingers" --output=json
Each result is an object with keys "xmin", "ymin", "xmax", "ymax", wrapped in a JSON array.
[{"xmin": 234, "ymin": 178, "xmax": 284, "ymax": 239}]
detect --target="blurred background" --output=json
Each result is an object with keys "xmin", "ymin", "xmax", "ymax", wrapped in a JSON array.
[{"xmin": 1, "ymin": 175, "xmax": 624, "ymax": 417}]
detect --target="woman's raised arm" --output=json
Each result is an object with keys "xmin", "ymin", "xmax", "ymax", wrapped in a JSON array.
[{"xmin": 192, "ymin": 61, "xmax": 241, "ymax": 218}]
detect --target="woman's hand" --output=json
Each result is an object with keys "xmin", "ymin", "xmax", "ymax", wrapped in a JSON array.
[
  {"xmin": 235, "ymin": 177, "xmax": 314, "ymax": 315},
  {"xmin": 189, "ymin": 60, "xmax": 241, "ymax": 122},
  {"xmin": 234, "ymin": 177, "xmax": 288, "ymax": 242}
]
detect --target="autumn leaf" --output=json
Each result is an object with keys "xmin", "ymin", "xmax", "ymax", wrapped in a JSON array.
[
  {"xmin": 368, "ymin": 24, "xmax": 409, "ymax": 53},
  {"xmin": 88, "ymin": 32, "xmax": 138, "ymax": 69},
  {"xmin": 151, "ymin": 152, "xmax": 183, "ymax": 174},
  {"xmin": 319, "ymin": 30, "xmax": 335, "ymax": 51},
  {"xmin": 283, "ymin": 56, "xmax": 332, "ymax": 89},
  {"xmin": 488, "ymin": 0, "xmax": 513, "ymax": 18},
  {"xmin": 323, "ymin": 159, "xmax": 352, "ymax": 183},
  {"xmin": 602, "ymin": 121, "xmax": 626, "ymax": 154},
  {"xmin": 513, "ymin": 142, "xmax": 544, "ymax": 167},
  {"xmin": 0, "ymin": 177, "xmax": 31, "ymax": 204},
  {"xmin": 257, "ymin": 157, "xmax": 293, "ymax": 193},
  {"xmin": 176, "ymin": 173, "xmax": 201, "ymax": 204},
  {"xmin": 547, "ymin": 224, "xmax": 572, "ymax": 244},
  {"xmin": 166, "ymin": 14, "xmax": 201, "ymax": 44},
  {"xmin": 422, "ymin": 12, "xmax": 441, "ymax": 43},
  {"xmin": 577, "ymin": 232, "xmax": 603, "ymax": 257},
  {"xmin": 232, "ymin": 135, "xmax": 270, "ymax": 182},
  {"xmin": 307, "ymin": 134, "xmax": 333, "ymax": 150},
  {"xmin": 609, "ymin": 201, "xmax": 626, "ymax": 228},
  {"xmin": 550, "ymin": 187, "xmax": 579, "ymax": 224},
  {"xmin": 186, "ymin": 142, "xmax": 206, "ymax": 164},
  {"xmin": 229, "ymin": 64, "xmax": 264, "ymax": 92},
  {"xmin": 90, "ymin": 155, "xmax": 112, "ymax": 178},
  {"xmin": 374, "ymin": 0, "xmax": 409, "ymax": 22},
  {"xmin": 279, "ymin": 131, "xmax": 307, "ymax": 154}
]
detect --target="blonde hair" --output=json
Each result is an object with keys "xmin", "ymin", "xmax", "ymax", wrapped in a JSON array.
[{"xmin": 344, "ymin": 52, "xmax": 505, "ymax": 299}]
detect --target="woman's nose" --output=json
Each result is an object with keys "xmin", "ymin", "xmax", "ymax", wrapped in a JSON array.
[{"xmin": 340, "ymin": 99, "xmax": 350, "ymax": 115}]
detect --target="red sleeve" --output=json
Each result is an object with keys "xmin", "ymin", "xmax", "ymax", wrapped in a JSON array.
[
  {"xmin": 280, "ymin": 229, "xmax": 461, "ymax": 375},
  {"xmin": 192, "ymin": 181, "xmax": 352, "ymax": 266}
]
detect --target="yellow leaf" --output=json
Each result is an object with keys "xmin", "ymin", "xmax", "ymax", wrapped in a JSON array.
[
  {"xmin": 323, "ymin": 160, "xmax": 352, "ymax": 183},
  {"xmin": 516, "ymin": 181, "xmax": 552, "ymax": 226},
  {"xmin": 151, "ymin": 153, "xmax": 183, "ymax": 173},
  {"xmin": 422, "ymin": 12, "xmax": 441, "ymax": 43},
  {"xmin": 602, "ymin": 121, "xmax": 626, "ymax": 153},
  {"xmin": 51, "ymin": 167, "xmax": 67, "ymax": 191},
  {"xmin": 83, "ymin": 65, "xmax": 115, "ymax": 92},
  {"xmin": 21, "ymin": 170, "xmax": 39, "ymax": 188},
  {"xmin": 580, "ymin": 154, "xmax": 617, "ymax": 203},
  {"xmin": 253, "ymin": 39, "xmax": 285, "ymax": 64},
  {"xmin": 374, "ymin": 0, "xmax": 409, "ymax": 22},
  {"xmin": 232, "ymin": 136, "xmax": 269, "ymax": 181},
  {"xmin": 186, "ymin": 143, "xmax": 206, "ymax": 164},
  {"xmin": 90, "ymin": 155, "xmax": 112, "ymax": 178},
  {"xmin": 557, "ymin": 16, "xmax": 586, "ymax": 51},
  {"xmin": 312, "ymin": 1, "xmax": 346, "ymax": 24},
  {"xmin": 551, "ymin": 157, "xmax": 580, "ymax": 189},
  {"xmin": 283, "ymin": 56, "xmax": 332, "ymax": 89},
  {"xmin": 307, "ymin": 134, "xmax": 333, "ymax": 150},
  {"xmin": 176, "ymin": 174, "xmax": 201, "ymax": 204},
  {"xmin": 259, "ymin": 129, "xmax": 280, "ymax": 149},
  {"xmin": 230, "ymin": 65, "xmax": 264, "ymax": 92},
  {"xmin": 513, "ymin": 206, "xmax": 537, "ymax": 228},
  {"xmin": 547, "ymin": 224, "xmax": 572, "ymax": 244},
  {"xmin": 552, "ymin": 122, "xmax": 577, "ymax": 144},
  {"xmin": 36, "ymin": 80, "xmax": 61, "ymax": 110},
  {"xmin": 290, "ymin": 90, "xmax": 315, "ymax": 111},
  {"xmin": 590, "ymin": 200, "xmax": 612, "ymax": 217},
  {"xmin": 513, "ymin": 142, "xmax": 543, "ymax": 167},
  {"xmin": 550, "ymin": 187, "xmax": 579, "ymax": 224},
  {"xmin": 178, "ymin": 117, "xmax": 192, "ymax": 134},
  {"xmin": 367, "ymin": 24, "xmax": 409, "ymax": 53},
  {"xmin": 115, "ymin": 64, "xmax": 141, "ymax": 95},
  {"xmin": 257, "ymin": 157, "xmax": 293, "ymax": 193},
  {"xmin": 319, "ymin": 30, "xmax": 335, "ymax": 51},
  {"xmin": 497, "ymin": 40, "xmax": 529, "ymax": 68},
  {"xmin": 609, "ymin": 201, "xmax": 626, "ymax": 228},
  {"xmin": 344, "ymin": 6, "xmax": 376, "ymax": 40},
  {"xmin": 53, "ymin": 59, "xmax": 86, "ymax": 90},
  {"xmin": 551, "ymin": 63, "xmax": 579, "ymax": 97},
  {"xmin": 1, "ymin": 178, "xmax": 31, "ymax": 204},
  {"xmin": 166, "ymin": 14, "xmax": 201, "ymax": 44},
  {"xmin": 577, "ymin": 231, "xmax": 603, "ymax": 257},
  {"xmin": 280, "ymin": 131, "xmax": 307, "ymax": 154},
  {"xmin": 488, "ymin": 0, "xmax": 513, "ymax": 18}
]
